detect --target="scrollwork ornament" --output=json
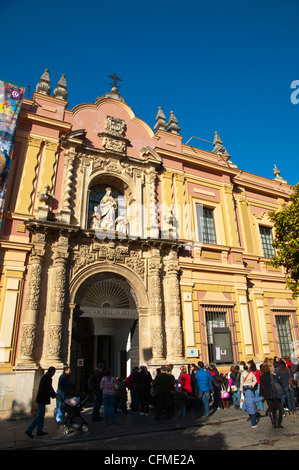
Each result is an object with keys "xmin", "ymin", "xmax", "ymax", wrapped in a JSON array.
[
  {"xmin": 47, "ymin": 325, "xmax": 63, "ymax": 358},
  {"xmin": 20, "ymin": 323, "xmax": 36, "ymax": 358}
]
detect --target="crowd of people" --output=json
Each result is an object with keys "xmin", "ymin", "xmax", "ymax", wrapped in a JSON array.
[
  {"xmin": 25, "ymin": 354, "xmax": 299, "ymax": 437},
  {"xmin": 87, "ymin": 354, "xmax": 299, "ymax": 429}
]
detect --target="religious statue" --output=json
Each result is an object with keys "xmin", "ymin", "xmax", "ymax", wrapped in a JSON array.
[
  {"xmin": 115, "ymin": 210, "xmax": 129, "ymax": 235},
  {"xmin": 91, "ymin": 206, "xmax": 101, "ymax": 229},
  {"xmin": 98, "ymin": 187, "xmax": 117, "ymax": 230}
]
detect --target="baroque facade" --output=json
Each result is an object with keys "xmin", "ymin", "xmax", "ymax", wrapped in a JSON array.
[{"xmin": 0, "ymin": 70, "xmax": 298, "ymax": 416}]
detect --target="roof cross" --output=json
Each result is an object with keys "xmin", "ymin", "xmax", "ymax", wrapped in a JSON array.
[{"xmin": 109, "ymin": 73, "xmax": 122, "ymax": 88}]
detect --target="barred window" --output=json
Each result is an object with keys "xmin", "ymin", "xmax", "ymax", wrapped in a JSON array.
[
  {"xmin": 275, "ymin": 314, "xmax": 293, "ymax": 357},
  {"xmin": 202, "ymin": 304, "xmax": 235, "ymax": 363},
  {"xmin": 259, "ymin": 225, "xmax": 275, "ymax": 258},
  {"xmin": 196, "ymin": 206, "xmax": 217, "ymax": 244}
]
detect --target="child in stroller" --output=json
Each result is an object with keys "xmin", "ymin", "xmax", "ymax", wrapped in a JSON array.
[{"xmin": 61, "ymin": 396, "xmax": 89, "ymax": 435}]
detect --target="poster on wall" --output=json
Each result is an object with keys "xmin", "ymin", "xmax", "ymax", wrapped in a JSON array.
[{"xmin": 0, "ymin": 79, "xmax": 25, "ymax": 228}]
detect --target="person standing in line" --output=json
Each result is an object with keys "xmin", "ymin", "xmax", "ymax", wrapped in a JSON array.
[
  {"xmin": 230, "ymin": 365, "xmax": 241, "ymax": 409},
  {"xmin": 90, "ymin": 362, "xmax": 105, "ymax": 422},
  {"xmin": 100, "ymin": 369, "xmax": 118, "ymax": 424},
  {"xmin": 276, "ymin": 360, "xmax": 297, "ymax": 418},
  {"xmin": 129, "ymin": 366, "xmax": 140, "ymax": 414},
  {"xmin": 248, "ymin": 360, "xmax": 263, "ymax": 413},
  {"xmin": 294, "ymin": 364, "xmax": 299, "ymax": 405},
  {"xmin": 177, "ymin": 366, "xmax": 193, "ymax": 419},
  {"xmin": 138, "ymin": 366, "xmax": 152, "ymax": 416},
  {"xmin": 195, "ymin": 361, "xmax": 213, "ymax": 418},
  {"xmin": 56, "ymin": 365, "xmax": 71, "ymax": 423},
  {"xmin": 240, "ymin": 366, "xmax": 259, "ymax": 428},
  {"xmin": 154, "ymin": 365, "xmax": 175, "ymax": 421},
  {"xmin": 25, "ymin": 367, "xmax": 59, "ymax": 438},
  {"xmin": 260, "ymin": 364, "xmax": 284, "ymax": 428}
]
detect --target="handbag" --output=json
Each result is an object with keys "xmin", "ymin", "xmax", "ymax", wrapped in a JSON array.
[
  {"xmin": 221, "ymin": 385, "xmax": 230, "ymax": 399},
  {"xmin": 231, "ymin": 373, "xmax": 239, "ymax": 392}
]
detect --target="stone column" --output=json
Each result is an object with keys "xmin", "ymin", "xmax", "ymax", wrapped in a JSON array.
[
  {"xmin": 47, "ymin": 234, "xmax": 69, "ymax": 364},
  {"xmin": 60, "ymin": 147, "xmax": 76, "ymax": 224},
  {"xmin": 19, "ymin": 234, "xmax": 46, "ymax": 364},
  {"xmin": 164, "ymin": 250, "xmax": 184, "ymax": 361},
  {"xmin": 148, "ymin": 252, "xmax": 164, "ymax": 361}
]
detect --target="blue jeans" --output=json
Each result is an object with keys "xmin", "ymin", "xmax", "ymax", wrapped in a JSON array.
[
  {"xmin": 103, "ymin": 394, "xmax": 116, "ymax": 423},
  {"xmin": 255, "ymin": 385, "xmax": 263, "ymax": 411},
  {"xmin": 197, "ymin": 390, "xmax": 210, "ymax": 417},
  {"xmin": 92, "ymin": 390, "xmax": 103, "ymax": 419},
  {"xmin": 26, "ymin": 403, "xmax": 45, "ymax": 434},
  {"xmin": 284, "ymin": 386, "xmax": 296, "ymax": 412}
]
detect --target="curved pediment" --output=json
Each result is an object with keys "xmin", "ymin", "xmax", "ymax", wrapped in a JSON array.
[{"xmin": 67, "ymin": 94, "xmax": 155, "ymax": 159}]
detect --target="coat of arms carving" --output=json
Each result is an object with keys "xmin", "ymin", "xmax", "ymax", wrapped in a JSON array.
[{"xmin": 99, "ymin": 115, "xmax": 129, "ymax": 154}]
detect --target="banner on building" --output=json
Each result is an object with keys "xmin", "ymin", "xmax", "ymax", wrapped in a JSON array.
[{"xmin": 0, "ymin": 79, "xmax": 25, "ymax": 227}]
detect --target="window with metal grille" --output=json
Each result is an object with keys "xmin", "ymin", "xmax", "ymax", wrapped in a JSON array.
[
  {"xmin": 259, "ymin": 225, "xmax": 275, "ymax": 258},
  {"xmin": 203, "ymin": 305, "xmax": 235, "ymax": 363},
  {"xmin": 275, "ymin": 314, "xmax": 292, "ymax": 357},
  {"xmin": 196, "ymin": 206, "xmax": 217, "ymax": 244}
]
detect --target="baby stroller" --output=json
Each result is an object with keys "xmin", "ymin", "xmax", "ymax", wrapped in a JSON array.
[{"xmin": 61, "ymin": 396, "xmax": 89, "ymax": 435}]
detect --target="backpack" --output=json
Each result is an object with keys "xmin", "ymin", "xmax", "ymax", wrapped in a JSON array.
[{"xmin": 270, "ymin": 374, "xmax": 284, "ymax": 399}]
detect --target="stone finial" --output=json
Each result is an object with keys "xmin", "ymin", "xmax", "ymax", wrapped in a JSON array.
[
  {"xmin": 273, "ymin": 164, "xmax": 287, "ymax": 183},
  {"xmin": 273, "ymin": 164, "xmax": 281, "ymax": 178},
  {"xmin": 36, "ymin": 69, "xmax": 51, "ymax": 95},
  {"xmin": 212, "ymin": 131, "xmax": 230, "ymax": 159},
  {"xmin": 167, "ymin": 111, "xmax": 181, "ymax": 134},
  {"xmin": 154, "ymin": 107, "xmax": 167, "ymax": 131},
  {"xmin": 53, "ymin": 74, "xmax": 68, "ymax": 100}
]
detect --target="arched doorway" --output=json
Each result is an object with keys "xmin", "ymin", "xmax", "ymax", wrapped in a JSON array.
[{"xmin": 69, "ymin": 272, "xmax": 139, "ymax": 395}]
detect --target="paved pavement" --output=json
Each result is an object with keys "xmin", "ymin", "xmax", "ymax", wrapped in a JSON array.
[{"xmin": 1, "ymin": 402, "xmax": 299, "ymax": 452}]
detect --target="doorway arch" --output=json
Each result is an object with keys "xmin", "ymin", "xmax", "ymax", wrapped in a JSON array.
[{"xmin": 69, "ymin": 264, "xmax": 149, "ymax": 395}]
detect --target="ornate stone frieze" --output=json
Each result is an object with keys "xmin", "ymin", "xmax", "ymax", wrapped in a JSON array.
[
  {"xmin": 125, "ymin": 251, "xmax": 145, "ymax": 279},
  {"xmin": 24, "ymin": 263, "xmax": 42, "ymax": 311},
  {"xmin": 20, "ymin": 323, "xmax": 36, "ymax": 358},
  {"xmin": 73, "ymin": 244, "xmax": 96, "ymax": 273},
  {"xmin": 47, "ymin": 325, "xmax": 63, "ymax": 358},
  {"xmin": 169, "ymin": 328, "xmax": 183, "ymax": 358},
  {"xmin": 72, "ymin": 240, "xmax": 146, "ymax": 273},
  {"xmin": 151, "ymin": 327, "xmax": 164, "ymax": 359},
  {"xmin": 102, "ymin": 137, "xmax": 126, "ymax": 153}
]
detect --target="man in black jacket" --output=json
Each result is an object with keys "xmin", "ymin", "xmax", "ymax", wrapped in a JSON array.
[{"xmin": 25, "ymin": 367, "xmax": 58, "ymax": 438}]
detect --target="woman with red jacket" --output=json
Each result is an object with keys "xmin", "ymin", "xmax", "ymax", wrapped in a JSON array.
[{"xmin": 177, "ymin": 366, "xmax": 193, "ymax": 419}]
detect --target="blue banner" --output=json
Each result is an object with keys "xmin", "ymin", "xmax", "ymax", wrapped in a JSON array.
[{"xmin": 0, "ymin": 80, "xmax": 25, "ymax": 227}]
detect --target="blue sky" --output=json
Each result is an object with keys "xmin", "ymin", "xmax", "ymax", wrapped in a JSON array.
[{"xmin": 2, "ymin": 0, "xmax": 299, "ymax": 186}]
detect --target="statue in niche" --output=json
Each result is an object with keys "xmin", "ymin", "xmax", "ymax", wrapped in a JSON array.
[
  {"xmin": 115, "ymin": 210, "xmax": 129, "ymax": 235},
  {"xmin": 98, "ymin": 187, "xmax": 117, "ymax": 230},
  {"xmin": 91, "ymin": 206, "xmax": 101, "ymax": 229}
]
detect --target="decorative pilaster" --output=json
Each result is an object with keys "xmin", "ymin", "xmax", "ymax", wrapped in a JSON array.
[
  {"xmin": 47, "ymin": 234, "xmax": 69, "ymax": 362},
  {"xmin": 149, "ymin": 253, "xmax": 164, "ymax": 361},
  {"xmin": 164, "ymin": 250, "xmax": 184, "ymax": 360},
  {"xmin": 15, "ymin": 137, "xmax": 43, "ymax": 214},
  {"xmin": 61, "ymin": 148, "xmax": 76, "ymax": 224},
  {"xmin": 19, "ymin": 234, "xmax": 46, "ymax": 363},
  {"xmin": 147, "ymin": 171, "xmax": 159, "ymax": 238}
]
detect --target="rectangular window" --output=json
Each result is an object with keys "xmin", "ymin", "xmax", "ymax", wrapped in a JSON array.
[
  {"xmin": 196, "ymin": 206, "xmax": 217, "ymax": 244},
  {"xmin": 203, "ymin": 305, "xmax": 234, "ymax": 363},
  {"xmin": 259, "ymin": 225, "xmax": 275, "ymax": 258},
  {"xmin": 275, "ymin": 314, "xmax": 292, "ymax": 357}
]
